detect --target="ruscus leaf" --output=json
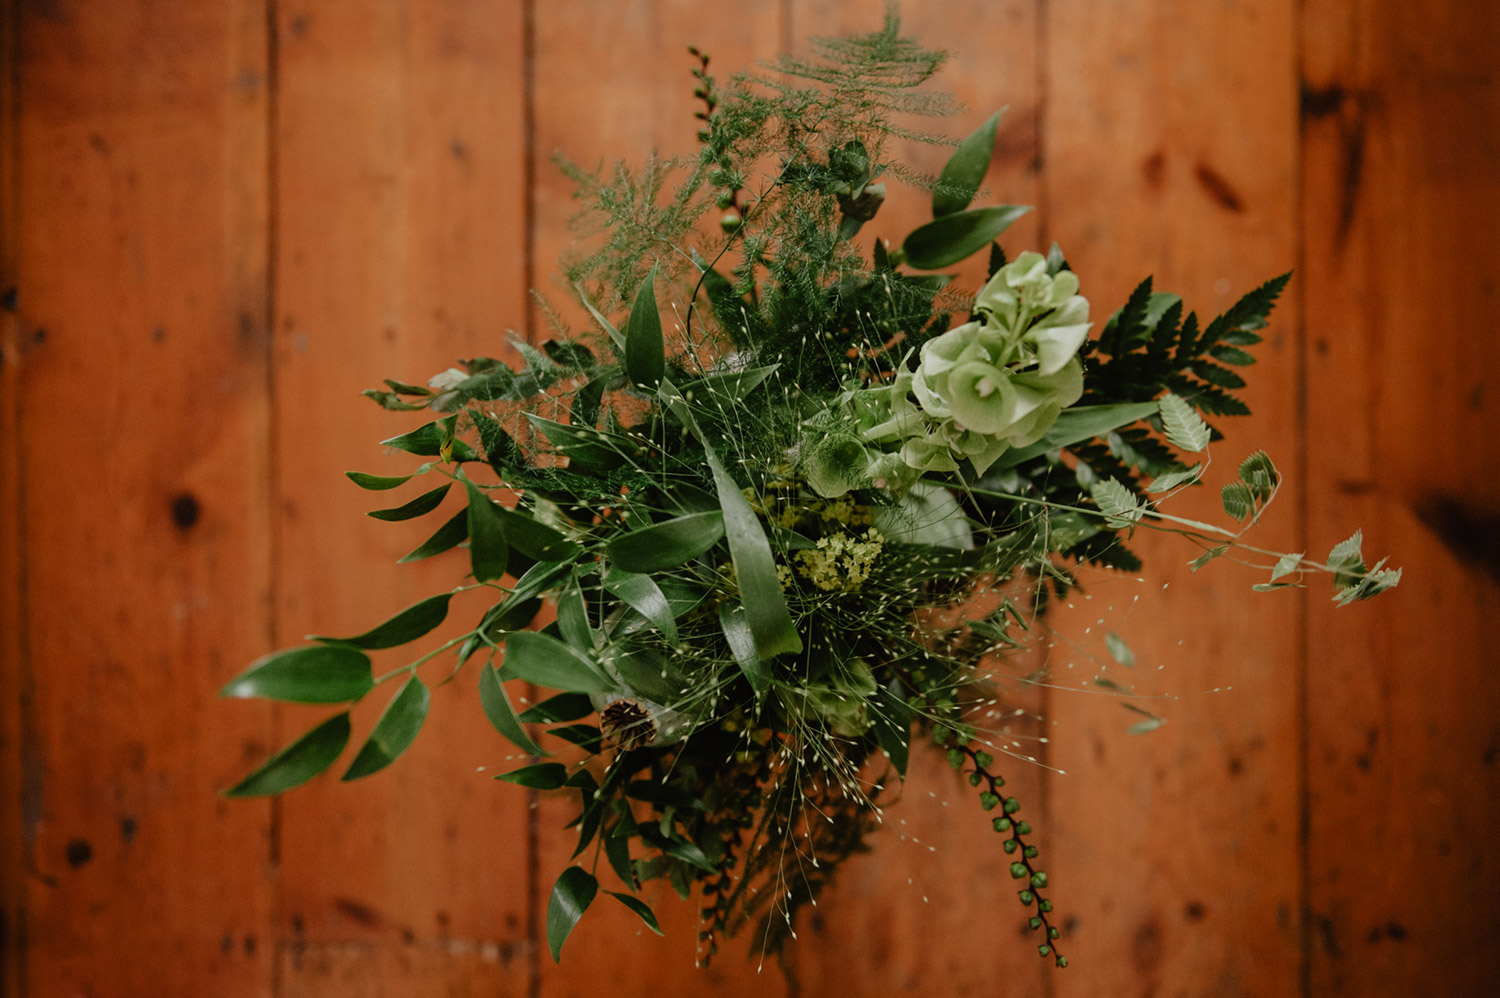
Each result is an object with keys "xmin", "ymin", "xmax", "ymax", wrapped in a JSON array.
[
  {"xmin": 547, "ymin": 867, "xmax": 598, "ymax": 962},
  {"xmin": 901, "ymin": 205, "xmax": 1030, "ymax": 270},
  {"xmin": 221, "ymin": 645, "xmax": 373, "ymax": 704},
  {"xmin": 932, "ymin": 110, "xmax": 1001, "ymax": 216},
  {"xmin": 479, "ymin": 664, "xmax": 545, "ymax": 756},
  {"xmin": 314, "ymin": 593, "xmax": 452, "ymax": 650},
  {"xmin": 496, "ymin": 762, "xmax": 569, "ymax": 789},
  {"xmin": 502, "ymin": 631, "xmax": 616, "ymax": 695},
  {"xmin": 224, "ymin": 713, "xmax": 350, "ymax": 797},
  {"xmin": 342, "ymin": 676, "xmax": 429, "ymax": 780},
  {"xmin": 624, "ymin": 266, "xmax": 665, "ymax": 389},
  {"xmin": 605, "ymin": 510, "xmax": 725, "ymax": 573},
  {"xmin": 464, "ymin": 479, "xmax": 509, "ymax": 582},
  {"xmin": 607, "ymin": 892, "xmax": 664, "ymax": 935}
]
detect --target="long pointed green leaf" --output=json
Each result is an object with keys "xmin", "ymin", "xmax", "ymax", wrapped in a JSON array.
[
  {"xmin": 398, "ymin": 508, "xmax": 468, "ymax": 563},
  {"xmin": 992, "ymin": 401, "xmax": 1161, "ymax": 470},
  {"xmin": 221, "ymin": 646, "xmax": 373, "ymax": 704},
  {"xmin": 464, "ymin": 480, "xmax": 509, "ymax": 582},
  {"xmin": 902, "ymin": 205, "xmax": 1030, "ymax": 270},
  {"xmin": 933, "ymin": 110, "xmax": 1001, "ymax": 216},
  {"xmin": 314, "ymin": 593, "xmax": 452, "ymax": 650},
  {"xmin": 547, "ymin": 867, "xmax": 598, "ymax": 962},
  {"xmin": 366, "ymin": 483, "xmax": 450, "ymax": 521},
  {"xmin": 380, "ymin": 421, "xmax": 477, "ymax": 460},
  {"xmin": 603, "ymin": 571, "xmax": 678, "ymax": 645},
  {"xmin": 606, "ymin": 892, "xmax": 663, "ymax": 935},
  {"xmin": 604, "ymin": 511, "xmax": 725, "ymax": 573},
  {"xmin": 496, "ymin": 762, "xmax": 569, "ymax": 789},
  {"xmin": 479, "ymin": 663, "xmax": 544, "ymax": 756},
  {"xmin": 345, "ymin": 470, "xmax": 420, "ymax": 491},
  {"xmin": 623, "ymin": 266, "xmax": 664, "ymax": 389},
  {"xmin": 717, "ymin": 602, "xmax": 768, "ymax": 693},
  {"xmin": 342, "ymin": 677, "xmax": 429, "ymax": 780},
  {"xmin": 502, "ymin": 631, "xmax": 616, "ymax": 695},
  {"xmin": 493, "ymin": 506, "xmax": 582, "ymax": 563},
  {"xmin": 224, "ymin": 713, "xmax": 350, "ymax": 797}
]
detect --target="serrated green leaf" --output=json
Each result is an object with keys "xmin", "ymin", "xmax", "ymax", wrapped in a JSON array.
[
  {"xmin": 342, "ymin": 676, "xmax": 429, "ymax": 780},
  {"xmin": 1146, "ymin": 463, "xmax": 1203, "ymax": 493},
  {"xmin": 624, "ymin": 267, "xmax": 664, "ymax": 389},
  {"xmin": 315, "ymin": 593, "xmax": 452, "ymax": 650},
  {"xmin": 222, "ymin": 646, "xmax": 373, "ymax": 704},
  {"xmin": 1238, "ymin": 450, "xmax": 1279, "ymax": 501},
  {"xmin": 399, "ymin": 508, "xmax": 468, "ymax": 563},
  {"xmin": 1105, "ymin": 631, "xmax": 1135, "ymax": 668},
  {"xmin": 546, "ymin": 867, "xmax": 598, "ymax": 962},
  {"xmin": 345, "ymin": 470, "xmax": 420, "ymax": 491},
  {"xmin": 1089, "ymin": 477, "xmax": 1144, "ymax": 524},
  {"xmin": 224, "ymin": 713, "xmax": 350, "ymax": 797},
  {"xmin": 1210, "ymin": 345, "xmax": 1257, "ymax": 366},
  {"xmin": 1189, "ymin": 545, "xmax": 1229, "ymax": 571},
  {"xmin": 496, "ymin": 762, "xmax": 569, "ymax": 789},
  {"xmin": 901, "ymin": 205, "xmax": 1030, "ymax": 270},
  {"xmin": 1326, "ymin": 530, "xmax": 1365, "ymax": 578},
  {"xmin": 605, "ymin": 511, "xmax": 725, "ymax": 573},
  {"xmin": 479, "ymin": 663, "xmax": 544, "ymax": 756},
  {"xmin": 502, "ymin": 631, "xmax": 615, "ymax": 695},
  {"xmin": 464, "ymin": 480, "xmax": 509, "ymax": 582},
  {"xmin": 1221, "ymin": 481, "xmax": 1255, "ymax": 521},
  {"xmin": 604, "ymin": 570, "xmax": 678, "ymax": 646},
  {"xmin": 606, "ymin": 892, "xmax": 663, "ymax": 935},
  {"xmin": 1159, "ymin": 393, "xmax": 1211, "ymax": 452},
  {"xmin": 366, "ymin": 483, "xmax": 450, "ymax": 522},
  {"xmin": 933, "ymin": 110, "xmax": 1001, "ymax": 216},
  {"xmin": 1271, "ymin": 551, "xmax": 1304, "ymax": 582}
]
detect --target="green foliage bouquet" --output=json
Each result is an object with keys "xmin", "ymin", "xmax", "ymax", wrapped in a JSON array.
[{"xmin": 221, "ymin": 15, "xmax": 1397, "ymax": 968}]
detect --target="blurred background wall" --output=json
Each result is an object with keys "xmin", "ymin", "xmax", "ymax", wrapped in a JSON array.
[{"xmin": 2, "ymin": 1, "xmax": 1497, "ymax": 995}]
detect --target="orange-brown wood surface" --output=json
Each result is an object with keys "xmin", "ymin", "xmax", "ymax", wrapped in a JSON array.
[{"xmin": 2, "ymin": 2, "xmax": 1496, "ymax": 996}]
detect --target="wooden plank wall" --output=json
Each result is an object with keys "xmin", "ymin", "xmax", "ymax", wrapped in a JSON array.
[{"xmin": 2, "ymin": 2, "xmax": 1496, "ymax": 995}]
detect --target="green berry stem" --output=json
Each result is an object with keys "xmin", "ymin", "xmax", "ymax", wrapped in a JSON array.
[{"xmin": 950, "ymin": 740, "xmax": 1067, "ymax": 968}]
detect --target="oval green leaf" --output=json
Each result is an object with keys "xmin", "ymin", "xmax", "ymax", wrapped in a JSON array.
[
  {"xmin": 623, "ymin": 266, "xmax": 664, "ymax": 389},
  {"xmin": 502, "ymin": 631, "xmax": 615, "ymax": 695},
  {"xmin": 496, "ymin": 762, "xmax": 569, "ymax": 789},
  {"xmin": 342, "ymin": 676, "xmax": 430, "ymax": 781},
  {"xmin": 546, "ymin": 867, "xmax": 598, "ymax": 962},
  {"xmin": 345, "ymin": 470, "xmax": 416, "ymax": 491},
  {"xmin": 366, "ymin": 483, "xmax": 450, "ymax": 522},
  {"xmin": 380, "ymin": 421, "xmax": 478, "ymax": 460},
  {"xmin": 314, "ymin": 593, "xmax": 452, "ymax": 650},
  {"xmin": 604, "ymin": 510, "xmax": 725, "ymax": 574},
  {"xmin": 465, "ymin": 480, "xmax": 509, "ymax": 582},
  {"xmin": 224, "ymin": 713, "xmax": 351, "ymax": 797},
  {"xmin": 902, "ymin": 205, "xmax": 1031, "ymax": 270},
  {"xmin": 933, "ymin": 110, "xmax": 1001, "ymax": 217},
  {"xmin": 221, "ymin": 645, "xmax": 373, "ymax": 704},
  {"xmin": 479, "ymin": 664, "xmax": 544, "ymax": 756}
]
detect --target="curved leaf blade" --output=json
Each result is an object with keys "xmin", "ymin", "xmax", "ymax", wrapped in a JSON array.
[
  {"xmin": 399, "ymin": 509, "xmax": 469, "ymax": 563},
  {"xmin": 604, "ymin": 511, "xmax": 725, "ymax": 573},
  {"xmin": 314, "ymin": 593, "xmax": 452, "ymax": 650},
  {"xmin": 902, "ymin": 205, "xmax": 1030, "ymax": 270},
  {"xmin": 224, "ymin": 713, "xmax": 350, "ymax": 797},
  {"xmin": 479, "ymin": 664, "xmax": 545, "ymax": 756},
  {"xmin": 366, "ymin": 483, "xmax": 450, "ymax": 521},
  {"xmin": 717, "ymin": 602, "xmax": 767, "ymax": 693},
  {"xmin": 342, "ymin": 676, "xmax": 430, "ymax": 781},
  {"xmin": 933, "ymin": 110, "xmax": 1001, "ymax": 216},
  {"xmin": 465, "ymin": 480, "xmax": 509, "ymax": 582},
  {"xmin": 546, "ymin": 867, "xmax": 598, "ymax": 962},
  {"xmin": 623, "ymin": 266, "xmax": 664, "ymax": 389},
  {"xmin": 496, "ymin": 761, "xmax": 569, "ymax": 789},
  {"xmin": 345, "ymin": 470, "xmax": 417, "ymax": 491},
  {"xmin": 221, "ymin": 645, "xmax": 373, "ymax": 704},
  {"xmin": 603, "ymin": 570, "xmax": 678, "ymax": 645},
  {"xmin": 606, "ymin": 892, "xmax": 663, "ymax": 935},
  {"xmin": 502, "ymin": 631, "xmax": 616, "ymax": 695}
]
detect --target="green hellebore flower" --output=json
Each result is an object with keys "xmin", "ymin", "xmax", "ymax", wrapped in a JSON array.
[{"xmin": 974, "ymin": 250, "xmax": 1092, "ymax": 376}]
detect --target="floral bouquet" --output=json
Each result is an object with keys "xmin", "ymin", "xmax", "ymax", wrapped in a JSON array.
[{"xmin": 221, "ymin": 15, "xmax": 1397, "ymax": 968}]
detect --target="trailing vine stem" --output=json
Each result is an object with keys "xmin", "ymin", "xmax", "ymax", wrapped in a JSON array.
[{"xmin": 946, "ymin": 738, "xmax": 1067, "ymax": 967}]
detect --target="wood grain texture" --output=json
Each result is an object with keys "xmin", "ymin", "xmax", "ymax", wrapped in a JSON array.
[
  {"xmin": 3, "ymin": 1, "xmax": 275, "ymax": 994},
  {"xmin": 270, "ymin": 2, "xmax": 533, "ymax": 991},
  {"xmin": 1043, "ymin": 2, "xmax": 1306, "ymax": 995},
  {"xmin": 1301, "ymin": 2, "xmax": 1500, "ymax": 993},
  {"xmin": 2, "ymin": 1, "xmax": 1498, "ymax": 995}
]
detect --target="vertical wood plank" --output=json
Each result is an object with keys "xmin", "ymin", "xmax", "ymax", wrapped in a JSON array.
[
  {"xmin": 528, "ymin": 3, "xmax": 789, "ymax": 993},
  {"xmin": 271, "ymin": 2, "xmax": 533, "ymax": 992},
  {"xmin": 778, "ymin": 3, "xmax": 1049, "ymax": 994},
  {"xmin": 1301, "ymin": 2, "xmax": 1500, "ymax": 993},
  {"xmin": 5, "ymin": 1, "xmax": 275, "ymax": 994},
  {"xmin": 1042, "ymin": 2, "xmax": 1306, "ymax": 995}
]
